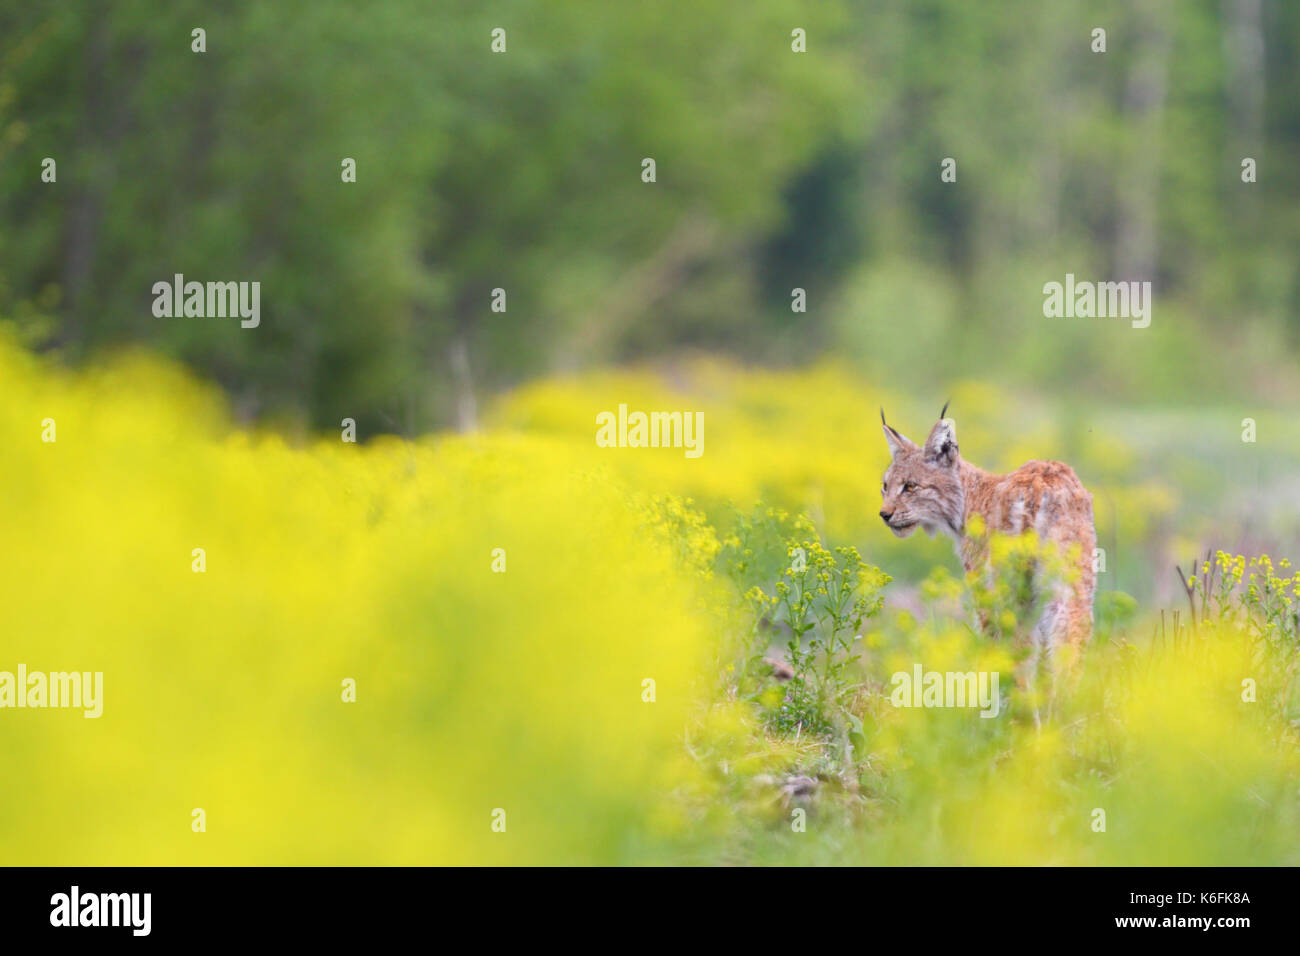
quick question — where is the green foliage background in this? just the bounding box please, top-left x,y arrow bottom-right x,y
2,0 -> 1297,432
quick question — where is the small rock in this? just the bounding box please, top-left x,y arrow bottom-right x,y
763,656 -> 795,681
781,774 -> 818,800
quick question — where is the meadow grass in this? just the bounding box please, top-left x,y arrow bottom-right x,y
3,328 -> 1297,865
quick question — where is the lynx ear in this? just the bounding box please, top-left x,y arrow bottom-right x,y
923,417 -> 958,466
880,408 -> 916,459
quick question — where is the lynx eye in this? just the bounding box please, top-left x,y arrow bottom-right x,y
903,481 -> 917,493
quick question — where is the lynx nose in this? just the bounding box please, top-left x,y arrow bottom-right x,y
879,510 -> 893,522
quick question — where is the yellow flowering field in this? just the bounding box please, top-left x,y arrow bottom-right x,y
3,328 -> 1297,865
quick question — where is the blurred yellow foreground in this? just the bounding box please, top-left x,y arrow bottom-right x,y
3,331 -> 1296,866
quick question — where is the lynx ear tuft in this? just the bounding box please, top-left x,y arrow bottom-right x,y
939,399 -> 950,420
923,417 -> 958,466
880,408 -> 916,459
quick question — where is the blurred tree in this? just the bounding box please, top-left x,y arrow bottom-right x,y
0,0 -> 856,432
1,0 -> 1297,429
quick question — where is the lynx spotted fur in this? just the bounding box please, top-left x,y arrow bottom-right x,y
879,407 -> 1096,654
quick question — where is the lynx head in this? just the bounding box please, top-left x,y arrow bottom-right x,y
879,403 -> 964,538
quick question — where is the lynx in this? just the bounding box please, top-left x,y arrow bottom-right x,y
879,405 -> 1096,658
